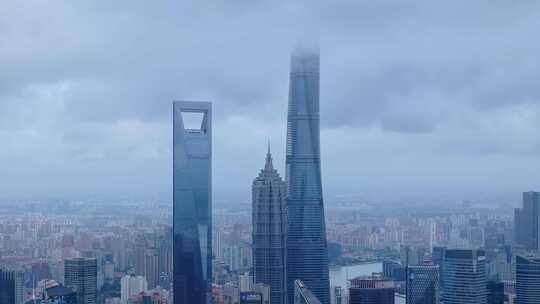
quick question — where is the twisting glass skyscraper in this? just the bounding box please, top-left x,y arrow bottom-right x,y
286,47 -> 330,304
252,146 -> 288,304
173,101 -> 212,304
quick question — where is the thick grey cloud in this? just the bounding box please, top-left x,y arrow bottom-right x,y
1,0 -> 540,202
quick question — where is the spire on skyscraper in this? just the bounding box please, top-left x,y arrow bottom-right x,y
253,144 -> 288,304
265,142 -> 273,172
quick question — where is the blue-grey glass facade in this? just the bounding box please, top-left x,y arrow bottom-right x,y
253,147 -> 287,304
64,257 -> 97,304
442,249 -> 486,304
173,101 -> 212,304
516,255 -> 540,304
286,47 -> 330,304
486,281 -> 504,304
0,268 -> 23,304
348,277 -> 395,304
515,192 -> 540,250
294,280 -> 322,304
406,265 -> 439,304
0,269 -> 16,304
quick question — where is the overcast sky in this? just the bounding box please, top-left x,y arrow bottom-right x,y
1,1 -> 540,203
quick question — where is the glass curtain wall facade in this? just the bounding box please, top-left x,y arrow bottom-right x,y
286,47 -> 330,304
406,265 -> 439,304
0,269 -> 16,304
252,147 -> 288,304
173,101 -> 212,304
294,280 -> 322,304
516,255 -> 540,304
348,277 -> 395,304
515,192 -> 540,250
442,249 -> 486,304
64,258 -> 98,304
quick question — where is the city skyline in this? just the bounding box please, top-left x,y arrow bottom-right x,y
3,1 -> 540,304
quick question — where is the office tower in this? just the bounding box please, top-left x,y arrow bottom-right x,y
431,247 -> 446,292
516,255 -> 540,304
401,246 -> 426,267
294,280 -> 322,304
64,257 -> 98,304
286,47 -> 330,304
121,275 -> 148,304
515,207 -> 525,245
44,285 -> 77,304
173,101 -> 212,304
382,261 -> 401,280
348,276 -> 395,304
442,249 -> 487,304
488,249 -> 513,281
0,268 -> 22,304
514,192 -> 540,250
486,281 -> 504,304
252,145 -> 288,304
406,265 -> 439,304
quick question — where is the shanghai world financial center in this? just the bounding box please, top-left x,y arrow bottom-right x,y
173,48 -> 329,304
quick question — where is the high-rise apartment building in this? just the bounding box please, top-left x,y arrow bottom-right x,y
294,280 -> 322,304
442,249 -> 486,304
121,275 -> 148,304
64,257 -> 98,304
516,255 -> 540,304
285,47 -> 330,304
145,248 -> 159,289
406,265 -> 439,304
348,276 -> 395,304
252,146 -> 287,304
173,101 -> 212,304
515,192 -> 540,250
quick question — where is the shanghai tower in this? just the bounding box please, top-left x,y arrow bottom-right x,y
285,47 -> 330,304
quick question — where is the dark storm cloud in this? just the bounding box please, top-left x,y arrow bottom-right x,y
1,0 -> 540,200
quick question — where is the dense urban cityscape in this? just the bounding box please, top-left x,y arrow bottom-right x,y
2,47 -> 539,304
0,186 -> 532,304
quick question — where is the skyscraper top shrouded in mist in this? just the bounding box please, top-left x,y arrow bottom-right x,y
286,46 -> 330,304
173,101 -> 212,304
252,146 -> 288,304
